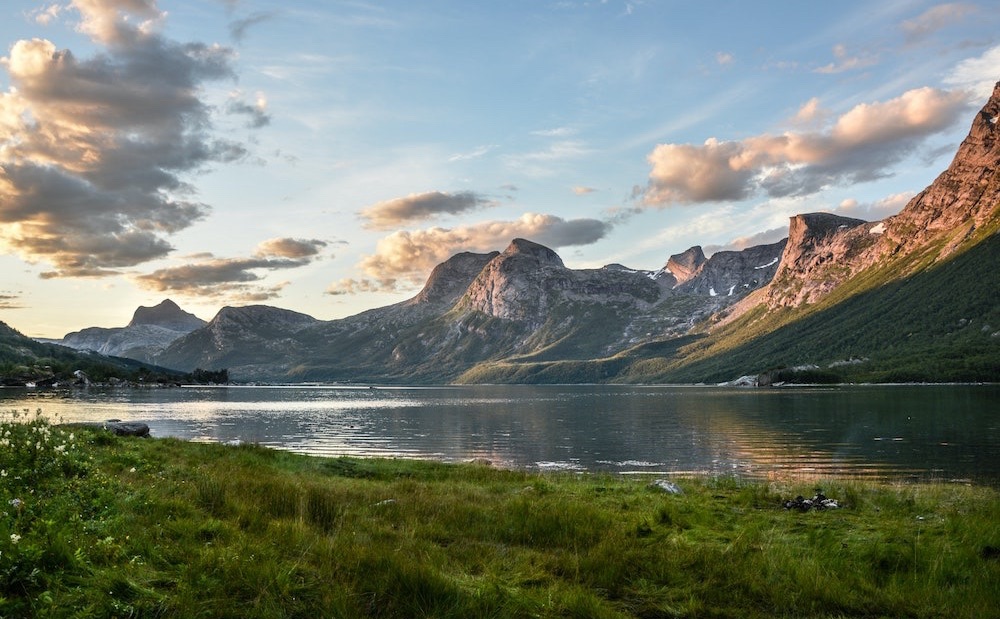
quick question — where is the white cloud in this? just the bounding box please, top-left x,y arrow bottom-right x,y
944,45 -> 1000,101
813,43 -> 877,74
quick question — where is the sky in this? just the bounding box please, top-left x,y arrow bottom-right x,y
1,0 -> 998,338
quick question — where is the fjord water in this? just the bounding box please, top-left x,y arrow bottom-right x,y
3,384 -> 998,483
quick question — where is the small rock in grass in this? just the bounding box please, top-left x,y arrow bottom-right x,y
650,479 -> 683,495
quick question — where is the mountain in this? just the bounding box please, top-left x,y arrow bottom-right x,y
56,299 -> 205,365
155,237 -> 784,382
1,320 -> 183,386
48,82 -> 1000,385
156,305 -> 319,377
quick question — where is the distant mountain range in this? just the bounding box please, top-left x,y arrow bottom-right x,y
23,82 -> 1000,385
53,299 -> 206,364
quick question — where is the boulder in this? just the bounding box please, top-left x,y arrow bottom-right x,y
65,420 -> 150,437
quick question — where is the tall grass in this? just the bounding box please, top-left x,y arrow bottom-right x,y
2,412 -> 998,617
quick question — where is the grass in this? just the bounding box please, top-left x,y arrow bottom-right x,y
2,411 -> 999,618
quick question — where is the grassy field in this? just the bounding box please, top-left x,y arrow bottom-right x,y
2,410 -> 998,618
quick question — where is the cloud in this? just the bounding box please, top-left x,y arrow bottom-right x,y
813,43 -> 877,74
0,292 -> 24,310
504,140 -> 591,176
328,213 -> 613,294
359,191 -> 497,230
643,138 -> 755,203
133,235 -> 326,299
640,87 -> 970,206
573,186 -> 598,195
226,91 -> 271,128
531,127 -> 576,138
28,4 -> 65,25
834,192 -> 914,221
792,97 -> 826,125
0,1 -> 258,278
704,226 -> 788,255
447,144 -> 496,162
944,45 -> 1000,101
254,237 -> 328,258
715,51 -> 734,66
72,0 -> 164,46
901,3 -> 976,44
229,10 -> 278,42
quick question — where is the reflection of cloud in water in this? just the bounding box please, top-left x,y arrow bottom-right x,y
2,384 -> 997,483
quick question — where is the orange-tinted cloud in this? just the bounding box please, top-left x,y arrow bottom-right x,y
133,237 -> 327,300
641,87 -> 970,206
328,213 -> 612,294
901,3 -> 976,44
359,191 -> 496,230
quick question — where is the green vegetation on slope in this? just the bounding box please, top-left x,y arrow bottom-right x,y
659,225 -> 1000,384
2,412 -> 998,618
459,224 -> 1000,384
0,322 -> 186,386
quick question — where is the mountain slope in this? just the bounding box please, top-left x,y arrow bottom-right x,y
461,83 -> 1000,384
1,321 -> 183,386
668,81 -> 1000,382
156,237 -> 782,381
55,83 -> 1000,384
57,299 -> 206,364
157,305 -> 319,376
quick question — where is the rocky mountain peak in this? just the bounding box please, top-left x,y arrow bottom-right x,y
757,84 -> 1000,311
463,240 -> 566,321
759,213 -> 868,308
502,238 -> 565,267
881,81 -> 1000,252
57,298 -> 206,364
407,251 -> 498,307
666,246 -> 707,284
785,212 -> 867,255
127,299 -> 206,331
676,240 -> 787,298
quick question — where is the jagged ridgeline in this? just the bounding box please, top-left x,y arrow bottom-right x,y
37,83 -> 1000,384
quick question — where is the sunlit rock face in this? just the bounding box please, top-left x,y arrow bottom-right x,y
665,246 -> 706,285
760,82 -> 1000,310
879,81 -> 1000,253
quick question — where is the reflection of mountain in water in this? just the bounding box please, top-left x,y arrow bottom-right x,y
1,385 -> 996,482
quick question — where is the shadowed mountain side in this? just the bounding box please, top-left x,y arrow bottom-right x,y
663,226 -> 1000,383
459,227 -> 999,384
1,320 -> 186,386
56,299 -> 206,364
49,83 -> 1000,385
155,238 -> 782,382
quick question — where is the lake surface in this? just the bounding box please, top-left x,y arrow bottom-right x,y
2,384 -> 998,484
